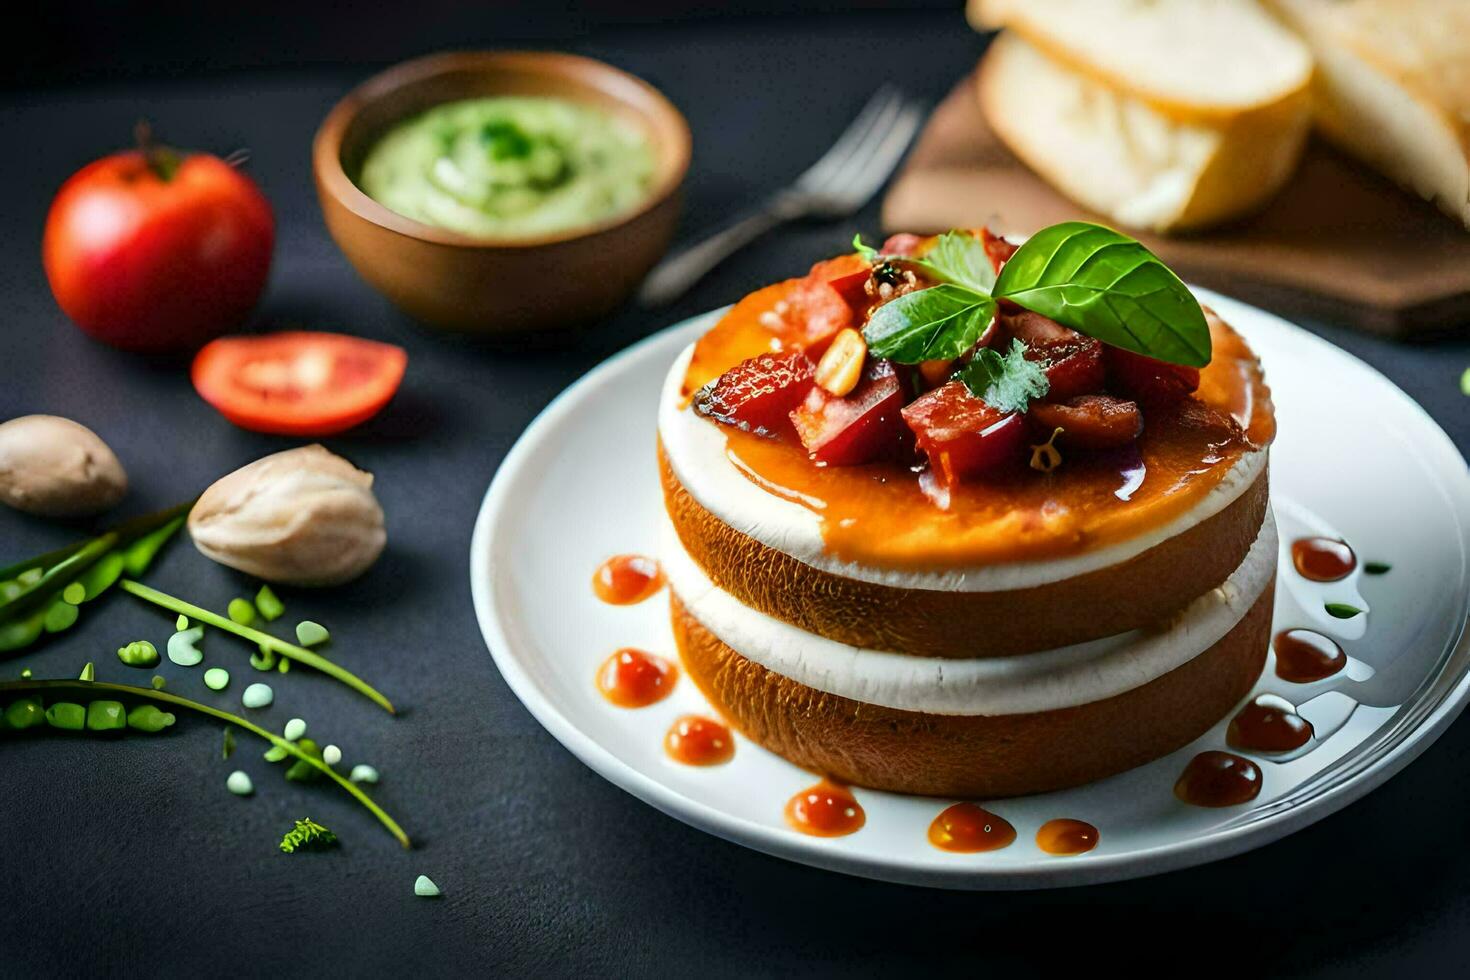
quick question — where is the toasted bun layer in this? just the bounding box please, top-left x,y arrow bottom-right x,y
661,443 -> 1268,658
671,582 -> 1273,798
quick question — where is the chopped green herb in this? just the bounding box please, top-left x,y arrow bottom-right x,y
349,764 -> 380,784
117,640 -> 160,668
285,738 -> 323,782
264,745 -> 290,762
150,675 -> 167,690
0,676 -> 408,847
954,339 -> 1051,414
1364,562 -> 1391,575
204,667 -> 231,691
167,626 -> 205,667
222,727 -> 236,760
276,656 -> 291,674
250,645 -> 276,671
227,598 -> 256,627
255,585 -> 285,622
283,717 -> 307,741
176,614 -> 189,631
295,621 -> 330,647
862,284 -> 997,364
1461,366 -> 1470,397
1325,602 -> 1364,619
119,580 -> 393,715
414,875 -> 441,898
78,662 -> 95,682
280,817 -> 337,854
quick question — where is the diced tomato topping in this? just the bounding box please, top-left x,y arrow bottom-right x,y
1023,337 -> 1105,401
981,227 -> 1018,275
790,360 -> 908,465
901,381 -> 1026,486
787,256 -> 867,351
693,350 -> 815,437
1002,309 -> 1081,346
1029,395 -> 1143,450
825,268 -> 872,315
881,233 -> 924,256
1106,348 -> 1201,404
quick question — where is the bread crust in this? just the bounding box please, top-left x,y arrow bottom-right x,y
661,443 -> 1268,658
672,582 -> 1273,798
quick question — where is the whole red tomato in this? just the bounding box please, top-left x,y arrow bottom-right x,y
43,143 -> 274,353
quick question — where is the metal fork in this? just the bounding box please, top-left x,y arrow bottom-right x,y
637,86 -> 924,307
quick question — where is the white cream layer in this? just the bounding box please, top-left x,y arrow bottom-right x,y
663,509 -> 1276,716
659,343 -> 1266,592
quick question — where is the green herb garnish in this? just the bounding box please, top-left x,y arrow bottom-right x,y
280,817 -> 338,854
1325,603 -> 1364,619
855,222 -> 1210,369
954,339 -> 1051,413
1461,366 -> 1470,397
119,579 -> 394,714
862,284 -> 997,363
0,676 -> 408,847
1364,562 -> 1391,575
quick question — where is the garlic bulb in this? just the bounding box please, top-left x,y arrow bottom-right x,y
188,445 -> 385,586
0,415 -> 127,516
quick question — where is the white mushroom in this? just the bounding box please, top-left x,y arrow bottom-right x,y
188,445 -> 386,586
0,415 -> 127,517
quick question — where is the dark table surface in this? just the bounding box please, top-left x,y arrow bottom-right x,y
3,11 -> 1469,978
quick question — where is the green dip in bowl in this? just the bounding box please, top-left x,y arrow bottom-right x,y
358,95 -> 655,239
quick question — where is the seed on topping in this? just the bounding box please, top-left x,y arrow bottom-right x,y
814,329 -> 867,397
1030,427 -> 1065,472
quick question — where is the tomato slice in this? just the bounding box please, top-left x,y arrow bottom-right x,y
192,332 -> 407,436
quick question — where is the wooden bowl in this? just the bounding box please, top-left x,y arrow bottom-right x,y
313,51 -> 690,337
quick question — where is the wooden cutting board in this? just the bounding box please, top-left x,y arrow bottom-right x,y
882,71 -> 1470,337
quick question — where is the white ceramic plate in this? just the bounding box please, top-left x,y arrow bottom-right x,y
470,289 -> 1470,889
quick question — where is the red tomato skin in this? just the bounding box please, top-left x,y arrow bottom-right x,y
191,332 -> 407,437
43,151 -> 274,353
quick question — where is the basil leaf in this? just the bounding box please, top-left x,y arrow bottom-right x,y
862,285 -> 996,364
993,221 -> 1211,367
955,339 -> 1049,414
919,230 -> 995,294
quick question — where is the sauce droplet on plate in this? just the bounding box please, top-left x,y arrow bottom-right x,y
592,554 -> 665,605
1290,537 -> 1356,582
785,780 -> 865,837
664,714 -> 734,766
595,648 -> 676,708
1174,750 -> 1263,807
927,803 -> 1016,853
1273,629 -> 1347,683
1036,818 -> 1100,856
1227,695 -> 1313,753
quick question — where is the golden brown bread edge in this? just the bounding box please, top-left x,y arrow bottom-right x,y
661,442 -> 1268,658
671,582 -> 1273,799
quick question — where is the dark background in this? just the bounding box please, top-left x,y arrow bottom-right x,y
4,3 -> 1469,977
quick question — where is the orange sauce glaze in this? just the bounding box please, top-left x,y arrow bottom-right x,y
927,802 -> 1016,853
1035,818 -> 1100,856
785,779 -> 865,837
1290,537 -> 1356,582
678,256 -> 1275,570
1174,751 -> 1263,807
1273,629 -> 1347,683
664,714 -> 735,766
596,648 -> 677,708
592,555 -> 665,605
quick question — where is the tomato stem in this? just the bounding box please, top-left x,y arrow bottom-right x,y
134,119 -> 181,182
